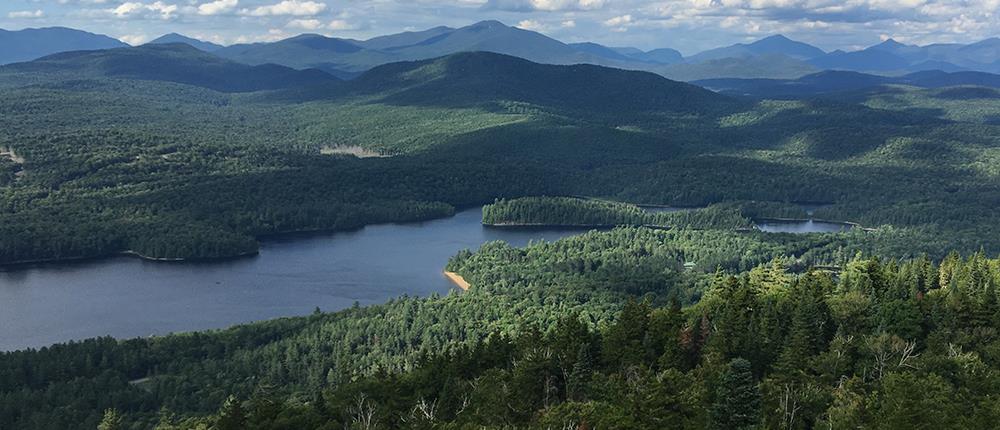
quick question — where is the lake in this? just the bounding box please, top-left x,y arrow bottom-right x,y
756,219 -> 854,233
0,207 -> 586,351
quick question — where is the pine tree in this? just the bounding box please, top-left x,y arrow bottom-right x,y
567,345 -> 595,402
710,358 -> 760,430
603,298 -> 651,369
98,409 -> 124,430
216,395 -> 247,430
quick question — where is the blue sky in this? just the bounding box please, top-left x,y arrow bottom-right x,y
1,0 -> 997,54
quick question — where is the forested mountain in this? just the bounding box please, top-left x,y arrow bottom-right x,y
1,43 -> 999,264
212,24 -> 829,81
696,69 -> 1000,98
4,16 -> 1000,430
213,33 -> 395,78
661,53 -> 819,81
809,38 -> 1000,74
148,33 -> 224,52
0,27 -> 126,65
214,20 -> 619,77
3,23 -> 998,83
0,44 -> 339,92
349,51 -> 739,114
686,34 -> 825,62
354,26 -> 455,50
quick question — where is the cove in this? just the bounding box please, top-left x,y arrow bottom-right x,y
0,207 -> 585,352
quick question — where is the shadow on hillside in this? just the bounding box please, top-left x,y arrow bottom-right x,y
933,87 -> 1000,100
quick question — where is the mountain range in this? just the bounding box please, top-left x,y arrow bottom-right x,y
696,69 -> 1000,99
0,42 -> 732,115
1,44 -> 337,93
148,33 -> 224,52
0,27 -> 126,65
1,22 -> 999,82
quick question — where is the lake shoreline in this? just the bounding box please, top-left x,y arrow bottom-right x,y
0,209 -> 460,269
0,249 -> 261,270
444,271 -> 471,291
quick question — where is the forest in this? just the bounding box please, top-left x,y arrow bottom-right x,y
3,226 -> 1000,429
3,45 -> 1000,429
1,49 -> 1000,264
481,196 -> 753,230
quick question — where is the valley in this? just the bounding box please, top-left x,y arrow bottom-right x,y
1,18 -> 1000,430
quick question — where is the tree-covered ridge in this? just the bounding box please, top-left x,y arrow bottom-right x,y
232,252 -> 1000,430
1,47 -> 1000,266
5,229 -> 1000,428
481,196 -> 752,230
0,225 -> 849,428
1,43 -> 340,93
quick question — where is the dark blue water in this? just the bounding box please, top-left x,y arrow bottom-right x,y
0,207 -> 585,351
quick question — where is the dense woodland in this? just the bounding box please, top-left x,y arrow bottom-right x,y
4,45 -> 1000,428
0,48 -> 1000,263
481,196 -> 753,230
4,227 -> 1000,428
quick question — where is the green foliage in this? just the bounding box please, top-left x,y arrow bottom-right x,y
5,228 -> 1000,428
710,358 -> 761,430
482,196 -> 752,229
97,409 -> 124,430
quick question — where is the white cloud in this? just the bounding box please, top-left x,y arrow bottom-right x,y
287,18 -> 322,30
112,1 -> 179,19
119,33 -> 149,45
241,0 -> 327,16
198,0 -> 238,16
328,19 -> 363,31
7,10 -> 45,19
516,19 -> 547,31
484,0 -> 606,12
603,14 -> 634,32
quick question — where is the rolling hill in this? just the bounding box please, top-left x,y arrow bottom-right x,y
661,53 -> 819,81
0,27 -> 127,65
2,43 -> 339,92
148,33 -> 224,52
215,20 -> 619,78
349,51 -> 740,114
808,38 -> 1000,74
695,69 -> 1000,99
686,34 -> 825,63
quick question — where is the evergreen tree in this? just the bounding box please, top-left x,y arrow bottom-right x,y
603,299 -> 651,369
216,395 -> 247,430
710,358 -> 760,430
98,409 -> 124,430
567,345 -> 595,401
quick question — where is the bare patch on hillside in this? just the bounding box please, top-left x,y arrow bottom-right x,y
0,147 -> 24,165
320,145 -> 391,158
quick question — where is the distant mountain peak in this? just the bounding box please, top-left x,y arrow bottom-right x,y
875,38 -> 907,49
148,33 -> 223,52
10,43 -> 338,92
470,20 -> 508,28
0,26 -> 128,65
759,34 -> 793,42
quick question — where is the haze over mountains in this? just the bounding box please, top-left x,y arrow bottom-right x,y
0,27 -> 126,65
1,21 -> 998,82
2,44 -> 337,93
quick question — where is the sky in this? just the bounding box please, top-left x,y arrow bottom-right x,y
0,0 -> 997,54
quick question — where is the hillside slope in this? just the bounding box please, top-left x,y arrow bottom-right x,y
0,27 -> 126,65
350,51 -> 739,114
3,44 -> 339,92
